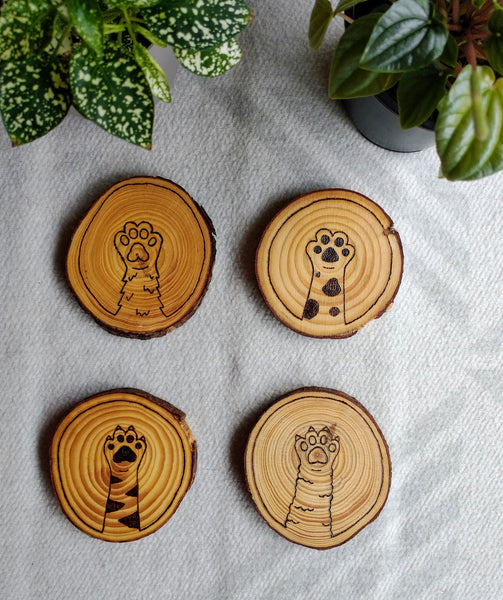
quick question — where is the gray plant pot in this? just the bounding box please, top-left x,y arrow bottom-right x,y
342,92 -> 436,153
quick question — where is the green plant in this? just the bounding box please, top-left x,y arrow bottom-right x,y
310,0 -> 503,180
0,0 -> 253,148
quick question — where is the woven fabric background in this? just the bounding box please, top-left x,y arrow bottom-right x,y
1,2 -> 501,598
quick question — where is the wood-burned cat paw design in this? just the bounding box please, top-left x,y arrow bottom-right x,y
245,388 -> 391,549
114,221 -> 163,318
103,425 -> 147,533
285,427 -> 340,537
50,389 -> 196,542
256,189 -> 403,338
66,176 -> 215,338
303,229 -> 355,322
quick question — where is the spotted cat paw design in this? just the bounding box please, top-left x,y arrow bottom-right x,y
303,229 -> 355,321
103,425 -> 147,532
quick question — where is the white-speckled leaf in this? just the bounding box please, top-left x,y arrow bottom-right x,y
174,38 -> 242,77
134,44 -> 171,103
0,54 -> 70,145
0,0 -> 54,62
106,0 -> 162,7
142,0 -> 252,51
70,44 -> 154,148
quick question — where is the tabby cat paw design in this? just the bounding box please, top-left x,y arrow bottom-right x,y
103,425 -> 147,532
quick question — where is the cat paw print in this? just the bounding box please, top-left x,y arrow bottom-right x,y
114,221 -> 162,270
294,426 -> 340,471
306,229 -> 355,275
104,425 -> 147,469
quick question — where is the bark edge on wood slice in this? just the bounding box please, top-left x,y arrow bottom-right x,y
50,388 -> 196,542
255,189 -> 403,338
244,387 -> 391,549
66,176 -> 216,338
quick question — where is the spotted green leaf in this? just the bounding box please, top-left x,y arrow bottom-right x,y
0,0 -> 54,62
67,0 -> 104,58
106,0 -> 162,7
360,0 -> 449,72
174,38 -> 242,77
70,44 -> 154,148
134,44 -> 171,102
0,54 -> 70,145
329,12 -> 400,99
142,0 -> 253,51
436,65 -> 503,180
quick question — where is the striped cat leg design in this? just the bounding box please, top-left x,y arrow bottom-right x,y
103,425 -> 147,533
285,426 -> 340,538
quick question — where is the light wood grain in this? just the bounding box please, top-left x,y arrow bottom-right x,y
256,189 -> 403,338
66,176 -> 215,338
50,389 -> 196,542
245,388 -> 391,549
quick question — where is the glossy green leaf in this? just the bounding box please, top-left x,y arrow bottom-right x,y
309,0 -> 334,50
0,0 -> 54,62
70,44 -> 154,148
134,44 -> 171,103
0,54 -> 70,145
436,65 -> 503,180
174,38 -> 242,77
67,0 -> 104,58
361,0 -> 449,72
397,64 -> 448,129
329,13 -> 400,99
142,0 -> 253,51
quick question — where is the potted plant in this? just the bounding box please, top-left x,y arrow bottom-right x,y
309,0 -> 503,180
0,0 -> 253,148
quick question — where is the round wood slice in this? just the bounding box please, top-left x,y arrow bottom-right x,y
66,176 -> 216,338
245,388 -> 391,549
50,389 -> 196,542
256,189 -> 403,338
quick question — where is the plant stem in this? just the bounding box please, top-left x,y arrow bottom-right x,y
336,12 -> 353,25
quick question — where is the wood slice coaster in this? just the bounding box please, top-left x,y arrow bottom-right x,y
245,388 -> 391,549
66,176 -> 215,338
50,389 -> 196,542
256,189 -> 403,338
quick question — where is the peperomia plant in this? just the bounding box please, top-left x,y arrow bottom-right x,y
0,0 -> 253,148
310,0 -> 503,180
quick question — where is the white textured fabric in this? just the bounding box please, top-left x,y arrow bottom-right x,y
1,3 -> 502,598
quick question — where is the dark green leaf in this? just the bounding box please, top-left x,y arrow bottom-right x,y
0,54 -> 70,145
329,12 -> 400,99
439,34 -> 458,68
0,0 -> 54,62
134,44 -> 171,102
70,44 -> 154,148
142,0 -> 253,51
397,64 -> 448,129
334,0 -> 369,12
436,65 -> 503,180
309,0 -> 334,50
485,5 -> 503,75
174,38 -> 242,77
360,0 -> 449,72
67,0 -> 104,58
